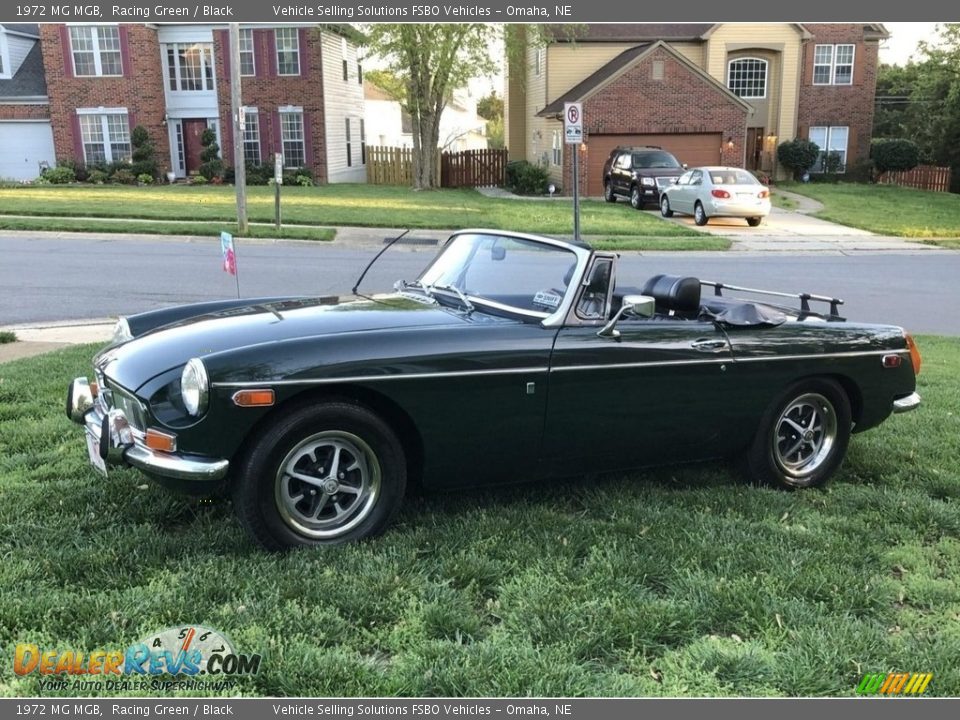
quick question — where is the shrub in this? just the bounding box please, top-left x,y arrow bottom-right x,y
88,169 -> 109,184
281,167 -> 314,186
198,128 -> 224,181
130,125 -> 159,180
190,174 -> 209,185
137,173 -> 154,185
506,160 -> 549,195
776,139 -> 821,180
110,168 -> 136,185
56,158 -> 89,182
41,166 -> 76,184
822,151 -> 844,175
871,138 -> 920,178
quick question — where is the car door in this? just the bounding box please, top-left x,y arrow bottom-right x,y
611,152 -> 631,195
542,311 -> 736,477
667,171 -> 692,213
679,169 -> 703,213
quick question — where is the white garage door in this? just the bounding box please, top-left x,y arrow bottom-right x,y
0,121 -> 56,181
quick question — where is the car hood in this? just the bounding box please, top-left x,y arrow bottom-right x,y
97,294 -> 466,392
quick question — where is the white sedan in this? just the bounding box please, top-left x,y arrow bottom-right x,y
660,167 -> 771,227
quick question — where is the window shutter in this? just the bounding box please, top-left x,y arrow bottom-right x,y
273,111 -> 282,156
298,28 -> 308,76
223,112 -> 234,164
128,112 -> 137,132
60,26 -> 74,77
302,112 -> 313,171
119,27 -> 131,77
260,115 -> 271,166
253,29 -> 268,77
267,31 -> 277,77
71,114 -> 84,161
220,30 -> 231,82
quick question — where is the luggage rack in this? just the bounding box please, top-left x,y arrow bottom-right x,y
702,281 -> 845,320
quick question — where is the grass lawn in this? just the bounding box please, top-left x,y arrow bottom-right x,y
0,184 -> 700,239
770,191 -> 799,211
1,338 -> 958,697
0,217 -> 335,242
780,182 -> 960,239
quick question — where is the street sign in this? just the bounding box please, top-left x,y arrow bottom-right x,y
564,102 -> 583,145
274,153 -> 284,185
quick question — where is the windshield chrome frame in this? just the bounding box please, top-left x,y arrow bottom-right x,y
415,229 -> 593,327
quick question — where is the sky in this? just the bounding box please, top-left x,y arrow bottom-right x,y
880,22 -> 942,65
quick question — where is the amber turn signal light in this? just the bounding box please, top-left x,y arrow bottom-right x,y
89,381 -> 99,398
232,389 -> 276,407
144,428 -> 177,453
905,334 -> 922,376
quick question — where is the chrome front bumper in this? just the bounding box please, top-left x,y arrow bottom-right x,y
66,377 -> 229,482
893,392 -> 921,414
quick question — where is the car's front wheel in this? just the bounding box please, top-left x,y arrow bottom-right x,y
232,400 -> 406,549
743,378 -> 852,490
694,202 -> 709,226
630,185 -> 643,210
660,195 -> 673,217
747,217 -> 763,227
604,181 -> 616,203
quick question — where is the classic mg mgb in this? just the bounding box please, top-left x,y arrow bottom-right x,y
66,230 -> 922,549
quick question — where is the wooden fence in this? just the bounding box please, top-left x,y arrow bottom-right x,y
878,164 -> 953,192
366,146 -> 507,188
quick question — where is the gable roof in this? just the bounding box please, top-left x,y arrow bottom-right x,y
545,24 -> 714,43
538,41 -> 751,118
1,23 -> 40,38
0,42 -> 48,99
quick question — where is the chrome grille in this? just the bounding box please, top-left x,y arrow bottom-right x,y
655,177 -> 675,190
102,381 -> 147,434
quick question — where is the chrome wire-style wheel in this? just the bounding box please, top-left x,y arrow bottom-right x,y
275,430 -> 381,539
772,393 -> 838,483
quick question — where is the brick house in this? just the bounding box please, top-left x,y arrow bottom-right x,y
505,23 -> 889,194
14,23 -> 365,182
0,24 -> 56,180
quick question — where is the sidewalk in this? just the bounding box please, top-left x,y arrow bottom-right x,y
0,319 -> 114,364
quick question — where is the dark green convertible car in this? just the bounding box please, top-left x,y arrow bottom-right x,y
66,230 -> 922,549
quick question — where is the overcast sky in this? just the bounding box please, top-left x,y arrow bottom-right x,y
880,22 -> 942,65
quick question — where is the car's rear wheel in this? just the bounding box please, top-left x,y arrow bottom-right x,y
630,185 -> 643,210
694,202 -> 709,226
747,217 -> 762,227
604,181 -> 616,203
232,401 -> 406,549
743,378 -> 851,490
660,195 -> 673,217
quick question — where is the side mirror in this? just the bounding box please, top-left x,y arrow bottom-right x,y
598,295 -> 655,338
682,163 -> 689,169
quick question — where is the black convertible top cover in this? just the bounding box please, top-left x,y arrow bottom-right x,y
702,301 -> 788,328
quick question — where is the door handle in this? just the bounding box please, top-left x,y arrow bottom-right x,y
691,338 -> 727,352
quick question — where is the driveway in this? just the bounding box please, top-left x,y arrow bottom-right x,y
654,205 -> 872,237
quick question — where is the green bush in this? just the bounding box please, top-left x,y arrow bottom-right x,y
776,139 -> 821,179
198,128 -> 224,181
130,125 -> 159,180
55,158 -> 89,182
41,166 -> 76,184
137,173 -> 154,185
88,169 -> 109,184
110,168 -> 136,185
871,138 -> 920,177
190,174 -> 209,185
281,167 -> 314,186
506,160 -> 549,195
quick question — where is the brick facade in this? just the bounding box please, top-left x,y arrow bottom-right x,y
797,24 -> 880,168
39,25 -> 170,171
0,103 -> 49,120
565,46 -> 748,192
212,28 -> 327,182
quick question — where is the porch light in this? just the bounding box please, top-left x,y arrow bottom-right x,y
726,137 -> 735,149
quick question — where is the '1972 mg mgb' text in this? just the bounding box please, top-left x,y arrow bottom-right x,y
66,230 -> 922,549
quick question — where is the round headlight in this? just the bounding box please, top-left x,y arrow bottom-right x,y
112,317 -> 132,345
180,358 -> 209,417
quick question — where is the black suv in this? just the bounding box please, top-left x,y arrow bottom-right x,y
601,146 -> 686,210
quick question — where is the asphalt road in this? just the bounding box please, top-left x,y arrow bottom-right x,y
2,233 -> 959,334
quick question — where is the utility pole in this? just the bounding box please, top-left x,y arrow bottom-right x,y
229,22 -> 248,234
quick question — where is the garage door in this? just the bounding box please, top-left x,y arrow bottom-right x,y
585,133 -> 722,196
0,121 -> 56,181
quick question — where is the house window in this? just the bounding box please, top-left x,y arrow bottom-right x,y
813,44 -> 855,85
280,110 -> 305,168
242,108 -> 260,165
360,118 -> 366,164
275,28 -> 300,76
809,126 -> 849,171
345,117 -> 352,167
0,31 -> 9,79
342,59 -> 348,81
727,57 -> 768,99
78,111 -> 130,164
357,61 -> 363,84
551,130 -> 561,166
174,122 -> 185,172
69,26 -> 122,77
534,47 -> 543,76
166,43 -> 214,91
239,29 -> 255,76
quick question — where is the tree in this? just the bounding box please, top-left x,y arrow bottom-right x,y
130,125 -> 158,180
777,139 -> 821,179
871,138 -> 920,177
198,128 -> 224,181
477,92 -> 504,121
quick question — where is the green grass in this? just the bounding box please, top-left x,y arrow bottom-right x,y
0,331 -> 16,344
0,184 -> 700,238
1,338 -> 958,697
0,217 -> 335,242
592,237 -> 731,252
780,182 -> 960,238
770,192 -> 799,211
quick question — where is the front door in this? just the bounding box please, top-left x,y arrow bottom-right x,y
182,119 -> 208,175
746,128 -> 764,171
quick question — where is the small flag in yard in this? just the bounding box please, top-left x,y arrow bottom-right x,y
220,231 -> 237,276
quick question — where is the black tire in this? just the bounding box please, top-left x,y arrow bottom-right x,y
694,202 -> 709,226
747,217 -> 762,227
604,180 -> 616,203
630,185 -> 643,210
660,195 -> 673,218
232,401 -> 406,550
743,378 -> 852,490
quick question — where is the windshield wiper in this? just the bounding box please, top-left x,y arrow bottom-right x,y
429,283 -> 475,314
394,279 -> 436,301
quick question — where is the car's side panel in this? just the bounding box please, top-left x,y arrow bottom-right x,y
542,320 -> 736,474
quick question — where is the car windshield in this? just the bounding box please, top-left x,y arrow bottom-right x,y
632,151 -> 681,169
411,233 -> 580,318
710,170 -> 760,185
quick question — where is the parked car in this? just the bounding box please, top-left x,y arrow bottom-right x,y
602,146 -> 686,209
66,230 -> 921,549
660,166 -> 771,226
